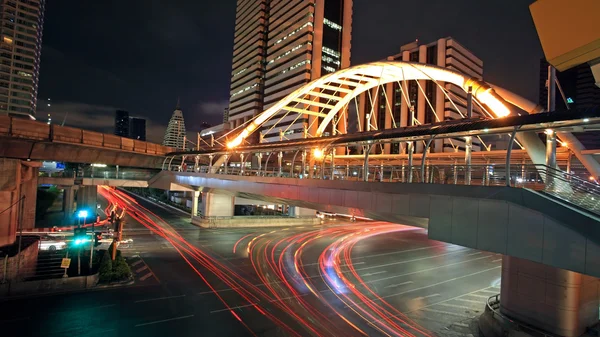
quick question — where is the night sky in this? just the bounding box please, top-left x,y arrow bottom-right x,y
36,0 -> 542,143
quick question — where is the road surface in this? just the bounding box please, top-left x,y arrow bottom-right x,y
0,187 -> 501,336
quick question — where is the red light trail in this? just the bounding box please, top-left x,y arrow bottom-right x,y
98,186 -> 433,336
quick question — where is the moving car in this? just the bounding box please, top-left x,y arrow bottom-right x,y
39,237 -> 67,251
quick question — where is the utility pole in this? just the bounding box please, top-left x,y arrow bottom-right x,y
15,196 -> 25,278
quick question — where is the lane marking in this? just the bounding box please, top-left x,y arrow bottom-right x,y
131,260 -> 143,267
353,248 -> 469,271
421,308 -> 471,318
437,302 -> 476,311
269,293 -> 309,302
135,265 -> 148,273
139,273 -> 154,281
368,255 -> 493,283
376,266 -> 500,301
362,271 -> 387,277
491,258 -> 502,263
135,314 -> 194,327
413,293 -> 440,301
210,303 -> 257,314
466,252 -> 482,256
385,281 -> 413,289
135,294 -> 186,303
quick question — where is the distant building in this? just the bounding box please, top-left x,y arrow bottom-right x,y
0,0 -> 47,118
539,58 -> 600,148
163,102 -> 186,150
114,110 -> 129,137
223,107 -> 229,123
129,117 -> 146,141
356,37 -> 484,154
226,0 -> 353,143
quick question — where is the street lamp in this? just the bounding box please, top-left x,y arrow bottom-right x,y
313,148 -> 324,160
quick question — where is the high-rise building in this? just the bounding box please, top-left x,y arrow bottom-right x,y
226,0 -> 353,142
355,37 -> 484,154
163,102 -> 186,150
539,58 -> 600,110
114,110 -> 129,137
129,117 -> 146,141
0,0 -> 46,118
539,58 -> 600,148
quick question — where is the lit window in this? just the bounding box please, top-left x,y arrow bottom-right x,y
323,18 -> 342,31
322,46 -> 340,58
323,66 -> 336,73
3,37 -> 12,44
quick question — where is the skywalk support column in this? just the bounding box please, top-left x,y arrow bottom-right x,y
191,190 -> 200,218
407,142 -> 414,183
464,136 -> 472,185
362,145 -> 370,182
77,186 -> 97,212
498,256 -> 599,337
63,186 -> 76,220
201,193 -> 234,217
545,129 -> 557,189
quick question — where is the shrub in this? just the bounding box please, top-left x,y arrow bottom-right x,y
112,255 -> 131,281
98,252 -> 113,282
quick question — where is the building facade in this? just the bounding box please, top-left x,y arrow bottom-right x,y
129,117 -> 146,141
163,103 -> 186,150
226,0 -> 353,142
356,37 -> 484,154
114,110 -> 129,137
539,59 -> 600,149
0,0 -> 46,118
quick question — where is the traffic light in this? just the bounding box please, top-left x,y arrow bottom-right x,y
94,232 -> 102,247
73,227 -> 89,246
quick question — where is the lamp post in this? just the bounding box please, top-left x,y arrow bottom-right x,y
76,210 -> 88,276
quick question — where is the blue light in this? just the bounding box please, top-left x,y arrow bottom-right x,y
567,97 -> 574,104
77,210 -> 88,218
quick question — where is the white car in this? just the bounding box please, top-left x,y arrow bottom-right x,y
39,238 -> 67,251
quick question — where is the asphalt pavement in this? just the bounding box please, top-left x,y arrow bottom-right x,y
0,190 -> 501,337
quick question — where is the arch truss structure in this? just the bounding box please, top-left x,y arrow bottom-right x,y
225,61 -> 512,149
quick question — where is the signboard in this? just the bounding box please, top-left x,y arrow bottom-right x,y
61,258 -> 71,269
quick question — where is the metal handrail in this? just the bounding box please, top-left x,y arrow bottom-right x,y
486,294 -> 556,337
179,162 -> 600,216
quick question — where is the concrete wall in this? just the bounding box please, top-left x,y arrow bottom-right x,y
192,216 -> 320,228
3,238 -> 39,281
0,273 -> 99,296
152,171 -> 600,278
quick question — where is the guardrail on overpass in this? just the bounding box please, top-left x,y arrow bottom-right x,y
0,116 -> 173,168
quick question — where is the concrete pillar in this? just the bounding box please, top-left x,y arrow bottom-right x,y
289,206 -> 316,217
191,190 -> 200,218
63,186 -> 75,220
546,129 -> 557,189
201,193 -> 234,217
0,159 -> 40,246
77,186 -> 97,211
500,256 -> 599,337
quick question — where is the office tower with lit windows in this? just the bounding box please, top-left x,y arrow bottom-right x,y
163,102 -> 186,150
356,37 -> 483,154
0,0 -> 46,118
226,0 -> 353,142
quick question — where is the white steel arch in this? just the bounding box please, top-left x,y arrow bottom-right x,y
227,61 -> 510,148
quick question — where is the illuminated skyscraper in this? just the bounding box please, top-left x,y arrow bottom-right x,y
0,0 -> 46,118
163,102 -> 186,150
226,0 -> 353,142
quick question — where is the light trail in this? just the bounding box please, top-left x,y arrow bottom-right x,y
98,186 -> 434,336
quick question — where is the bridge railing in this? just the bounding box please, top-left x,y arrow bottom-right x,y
0,115 -> 173,155
172,162 -> 600,216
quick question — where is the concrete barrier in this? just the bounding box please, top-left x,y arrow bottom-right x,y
192,216 -> 320,228
0,273 -> 99,297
